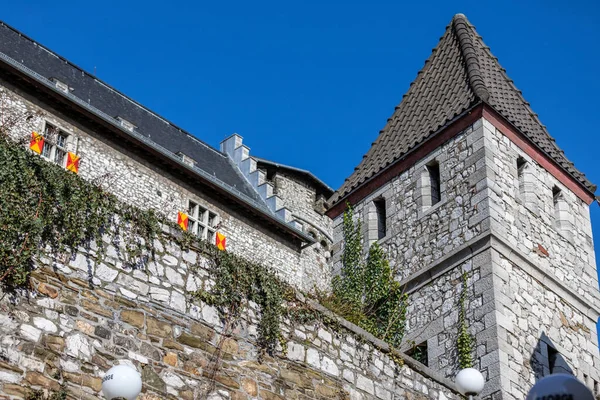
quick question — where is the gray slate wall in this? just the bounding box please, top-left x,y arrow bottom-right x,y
331,117 -> 600,399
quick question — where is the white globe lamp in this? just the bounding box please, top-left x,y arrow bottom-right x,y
101,364 -> 142,400
525,374 -> 594,400
455,368 -> 485,399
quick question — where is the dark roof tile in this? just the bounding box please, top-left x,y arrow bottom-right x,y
330,14 -> 595,205
0,21 -> 263,204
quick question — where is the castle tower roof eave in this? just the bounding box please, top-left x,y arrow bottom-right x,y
328,13 -> 596,212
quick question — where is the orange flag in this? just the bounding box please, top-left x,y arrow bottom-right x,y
29,131 -> 44,154
177,212 -> 189,231
216,232 -> 226,251
66,152 -> 80,173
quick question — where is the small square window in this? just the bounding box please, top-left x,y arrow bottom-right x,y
188,201 -> 198,217
187,200 -> 219,242
56,133 -> 67,148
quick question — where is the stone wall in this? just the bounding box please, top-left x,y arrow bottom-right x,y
330,120 -> 490,282
490,249 -> 600,399
329,116 -> 600,399
271,171 -> 332,240
329,120 -> 503,397
481,118 -> 599,305
404,255 -> 489,381
0,226 -> 458,400
0,81 -> 328,293
481,118 -> 600,399
270,170 -> 333,289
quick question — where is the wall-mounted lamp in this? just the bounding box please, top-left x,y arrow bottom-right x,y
101,364 -> 142,400
455,368 -> 485,399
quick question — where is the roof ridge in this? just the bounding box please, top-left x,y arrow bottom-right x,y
0,20 -> 227,161
468,24 -> 594,190
451,14 -> 490,102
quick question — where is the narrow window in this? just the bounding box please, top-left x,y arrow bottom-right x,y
552,186 -> 562,227
374,198 -> 386,239
517,156 -> 526,196
552,186 -> 561,205
427,162 -> 441,205
548,345 -> 559,374
407,341 -> 428,366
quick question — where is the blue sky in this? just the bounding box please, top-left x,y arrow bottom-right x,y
4,3 -> 599,276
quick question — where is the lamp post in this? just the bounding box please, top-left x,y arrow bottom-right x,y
101,364 -> 142,400
455,368 -> 485,400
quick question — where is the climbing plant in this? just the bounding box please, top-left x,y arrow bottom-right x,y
0,109 -> 407,357
0,129 -> 161,290
327,204 -> 408,348
191,246 -> 286,354
457,270 -> 475,369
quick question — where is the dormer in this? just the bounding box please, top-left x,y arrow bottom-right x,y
176,152 -> 197,167
116,116 -> 136,132
49,77 -> 70,94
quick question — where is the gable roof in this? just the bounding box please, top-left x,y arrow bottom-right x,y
330,13 -> 596,206
0,20 -> 316,244
0,21 -> 262,204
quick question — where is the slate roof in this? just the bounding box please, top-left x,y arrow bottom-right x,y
330,14 -> 596,205
0,21 -> 263,204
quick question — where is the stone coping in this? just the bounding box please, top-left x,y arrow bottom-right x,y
395,229 -> 600,321
301,296 -> 460,394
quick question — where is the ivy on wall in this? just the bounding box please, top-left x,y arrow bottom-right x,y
326,204 -> 408,348
192,246 -> 286,354
457,270 -> 475,369
0,131 -> 161,290
0,117 -> 409,357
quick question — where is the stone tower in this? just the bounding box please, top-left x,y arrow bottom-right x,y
327,14 -> 599,399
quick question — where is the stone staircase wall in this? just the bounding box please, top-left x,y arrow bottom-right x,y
220,134 -> 302,231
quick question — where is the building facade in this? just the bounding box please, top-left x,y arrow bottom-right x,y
327,14 -> 600,399
0,13 -> 598,400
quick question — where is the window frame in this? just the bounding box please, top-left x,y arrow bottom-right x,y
373,198 -> 387,240
41,121 -> 69,168
187,200 -> 219,242
426,161 -> 441,206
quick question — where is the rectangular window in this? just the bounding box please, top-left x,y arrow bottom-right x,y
40,122 -> 69,168
188,200 -> 219,242
374,198 -> 386,240
427,162 -> 441,205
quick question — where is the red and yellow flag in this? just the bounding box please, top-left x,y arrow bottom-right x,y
177,212 -> 189,231
29,131 -> 44,154
216,232 -> 226,251
66,152 -> 80,173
